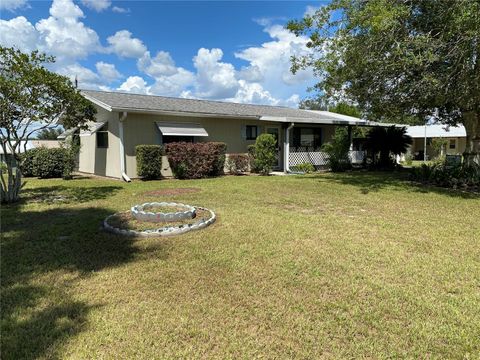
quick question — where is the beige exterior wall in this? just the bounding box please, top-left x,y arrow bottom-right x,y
77,107 -> 343,179
78,106 -> 120,178
410,137 -> 466,159
122,113 -> 285,178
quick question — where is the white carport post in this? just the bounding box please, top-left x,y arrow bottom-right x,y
284,122 -> 294,173
119,111 -> 131,182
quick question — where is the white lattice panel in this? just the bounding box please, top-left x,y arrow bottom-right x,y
349,151 -> 365,164
289,151 -> 329,167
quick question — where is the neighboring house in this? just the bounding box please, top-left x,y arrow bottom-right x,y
406,124 -> 466,160
73,90 -> 379,180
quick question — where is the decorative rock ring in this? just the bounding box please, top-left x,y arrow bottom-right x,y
131,202 -> 195,222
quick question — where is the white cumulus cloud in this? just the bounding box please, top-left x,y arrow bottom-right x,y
118,76 -> 149,94
0,16 -> 38,52
0,0 -> 28,11
95,62 -> 122,82
81,0 -> 111,12
107,30 -> 147,58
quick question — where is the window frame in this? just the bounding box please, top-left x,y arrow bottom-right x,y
449,139 -> 456,149
245,125 -> 258,141
96,124 -> 109,148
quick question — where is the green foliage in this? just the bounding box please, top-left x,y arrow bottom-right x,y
322,127 -> 352,172
36,128 -> 63,140
431,138 -> 448,159
136,145 -> 164,180
403,153 -> 413,166
226,154 -> 249,175
328,102 -> 361,118
365,126 -> 412,168
165,142 -> 227,179
33,148 -> 72,179
253,134 -> 277,175
287,0 -> 480,159
20,148 -> 42,177
410,161 -> 480,189
0,47 -> 96,202
247,145 -> 260,173
291,162 -> 316,173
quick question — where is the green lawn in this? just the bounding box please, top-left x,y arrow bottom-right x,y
2,172 -> 479,359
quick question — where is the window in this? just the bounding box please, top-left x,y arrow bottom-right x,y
292,127 -> 322,149
246,125 -> 258,140
449,139 -> 456,149
96,123 -> 108,148
162,135 -> 194,144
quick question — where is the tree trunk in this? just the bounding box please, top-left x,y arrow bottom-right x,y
1,155 -> 22,204
462,111 -> 480,166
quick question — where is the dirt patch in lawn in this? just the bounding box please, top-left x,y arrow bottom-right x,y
142,188 -> 201,197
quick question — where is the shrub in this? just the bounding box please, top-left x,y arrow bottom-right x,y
403,153 -> 413,166
226,154 -> 249,175
136,145 -> 164,180
165,142 -> 227,179
20,148 -> 42,177
247,145 -> 260,173
291,162 -> 315,173
253,134 -> 277,175
33,148 -> 71,179
410,159 -> 480,189
322,127 -> 352,172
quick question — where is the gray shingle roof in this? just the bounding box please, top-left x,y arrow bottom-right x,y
81,90 -> 367,125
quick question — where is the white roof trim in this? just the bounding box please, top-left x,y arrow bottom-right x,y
406,124 -> 466,138
155,122 -> 209,137
81,93 -> 113,112
79,122 -> 107,136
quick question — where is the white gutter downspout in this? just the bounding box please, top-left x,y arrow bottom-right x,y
284,122 -> 294,173
119,111 -> 131,182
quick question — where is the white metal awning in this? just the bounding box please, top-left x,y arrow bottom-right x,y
79,122 -> 107,136
155,122 -> 208,137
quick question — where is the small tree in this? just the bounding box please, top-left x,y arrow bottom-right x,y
253,134 -> 277,175
431,138 -> 448,159
322,127 -> 352,172
36,128 -> 63,140
0,47 -> 95,203
365,126 -> 412,168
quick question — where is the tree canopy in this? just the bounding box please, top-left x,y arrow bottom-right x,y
287,0 -> 480,163
36,127 -> 63,140
0,46 -> 96,202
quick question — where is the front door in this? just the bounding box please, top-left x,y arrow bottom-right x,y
266,126 -> 281,170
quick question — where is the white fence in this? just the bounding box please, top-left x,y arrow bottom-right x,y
289,149 -> 365,168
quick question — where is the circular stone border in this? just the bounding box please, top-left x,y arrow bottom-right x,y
104,206 -> 216,237
131,202 -> 195,222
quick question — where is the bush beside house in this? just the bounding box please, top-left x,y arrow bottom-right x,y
226,154 -> 249,175
252,134 -> 277,175
20,147 -> 76,179
165,142 -> 227,179
136,145 -> 163,180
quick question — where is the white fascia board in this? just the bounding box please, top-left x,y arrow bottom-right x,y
110,107 -> 259,120
81,93 -> 113,112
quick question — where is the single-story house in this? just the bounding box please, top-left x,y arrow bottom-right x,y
71,90 -> 380,180
405,124 -> 466,160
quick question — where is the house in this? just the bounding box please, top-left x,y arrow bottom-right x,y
0,140 -> 60,165
72,90 -> 379,180
405,124 -> 466,160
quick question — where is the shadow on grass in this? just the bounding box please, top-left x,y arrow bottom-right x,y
1,184 -> 168,359
19,184 -> 123,204
308,170 -> 480,199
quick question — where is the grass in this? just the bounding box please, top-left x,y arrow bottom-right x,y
1,172 -> 479,359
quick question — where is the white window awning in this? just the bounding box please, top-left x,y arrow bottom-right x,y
156,122 -> 208,137
79,122 -> 107,136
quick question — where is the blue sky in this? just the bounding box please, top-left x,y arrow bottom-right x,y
0,0 -> 328,107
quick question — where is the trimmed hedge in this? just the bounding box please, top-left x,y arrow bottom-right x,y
136,145 -> 164,180
226,153 -> 249,175
165,142 -> 227,179
253,134 -> 277,175
33,147 -> 74,179
21,148 -> 42,177
247,145 -> 260,173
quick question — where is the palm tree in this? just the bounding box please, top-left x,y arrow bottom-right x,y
365,126 -> 412,168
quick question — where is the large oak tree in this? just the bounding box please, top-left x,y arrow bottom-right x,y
288,0 -> 480,164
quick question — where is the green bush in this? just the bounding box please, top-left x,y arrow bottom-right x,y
33,148 -> 71,179
291,162 -> 315,173
20,148 -> 42,177
226,154 -> 249,175
247,145 -> 260,173
410,159 -> 480,189
322,128 -> 352,172
136,145 -> 164,180
403,153 -> 413,166
165,142 -> 227,179
253,134 -> 277,175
